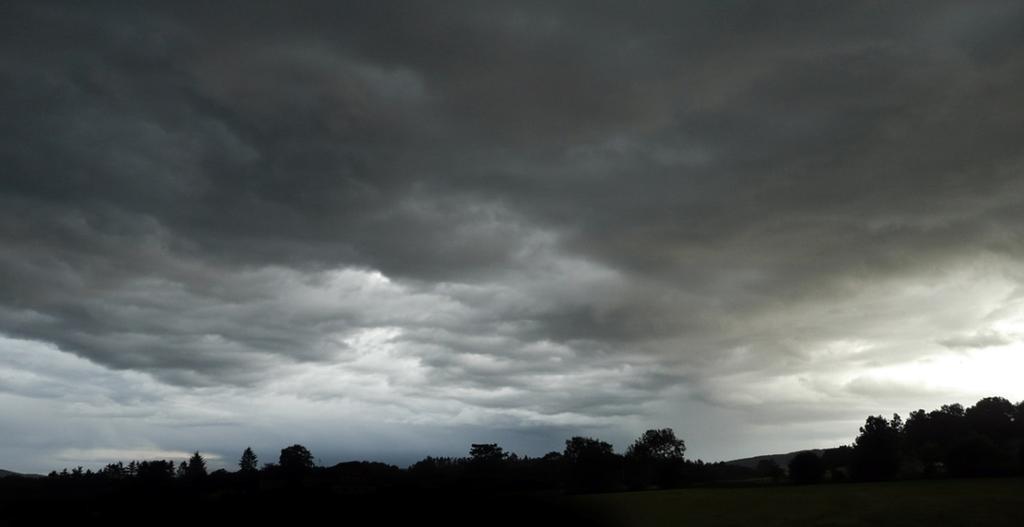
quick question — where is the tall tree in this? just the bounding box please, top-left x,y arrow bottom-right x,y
239,447 -> 258,473
852,414 -> 902,480
186,451 -> 208,479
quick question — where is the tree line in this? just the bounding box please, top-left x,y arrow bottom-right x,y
783,395 -> 1024,484
8,395 -> 1024,503
37,428 -> 748,494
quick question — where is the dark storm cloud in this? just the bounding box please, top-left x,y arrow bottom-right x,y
3,0 -> 1024,439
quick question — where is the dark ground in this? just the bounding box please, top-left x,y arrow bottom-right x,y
577,477 -> 1024,527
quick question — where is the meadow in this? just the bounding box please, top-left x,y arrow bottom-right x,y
575,477 -> 1024,527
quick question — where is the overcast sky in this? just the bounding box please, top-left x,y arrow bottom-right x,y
3,1 -> 1024,473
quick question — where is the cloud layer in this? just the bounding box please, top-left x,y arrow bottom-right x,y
3,1 -> 1024,471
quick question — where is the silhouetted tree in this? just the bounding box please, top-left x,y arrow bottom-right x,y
279,444 -> 314,473
564,436 -> 614,464
564,436 -> 620,492
966,397 -> 1015,441
136,460 -> 175,482
788,451 -> 825,484
626,428 -> 686,460
897,397 -> 1023,477
176,460 -> 188,479
852,414 -> 902,480
465,443 -> 510,489
625,428 -> 686,489
1017,401 -> 1024,473
101,462 -> 126,479
409,455 -> 461,488
239,447 -> 258,473
904,404 -> 970,475
904,409 -> 938,472
186,451 -> 208,479
469,443 -> 507,464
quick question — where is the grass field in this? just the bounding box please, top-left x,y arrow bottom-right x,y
574,478 -> 1024,526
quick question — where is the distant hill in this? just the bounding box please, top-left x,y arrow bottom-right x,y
0,469 -> 42,479
724,449 -> 828,470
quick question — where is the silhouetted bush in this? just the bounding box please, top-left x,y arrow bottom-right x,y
788,452 -> 824,484
820,446 -> 852,481
756,459 -> 784,481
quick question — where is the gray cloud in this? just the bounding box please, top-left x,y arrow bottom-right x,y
3,1 -> 1024,470
939,330 -> 1015,350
